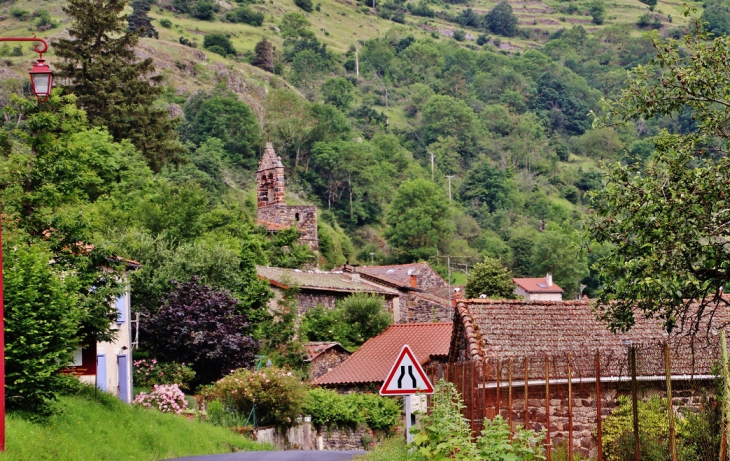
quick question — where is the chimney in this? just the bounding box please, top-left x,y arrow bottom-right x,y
409,274 -> 417,288
351,272 -> 360,283
546,273 -> 553,287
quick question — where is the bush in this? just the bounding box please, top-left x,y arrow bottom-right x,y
133,384 -> 188,414
411,379 -> 545,459
303,388 -> 401,431
300,293 -> 392,349
192,0 -> 216,19
485,1 -> 518,37
465,257 -> 519,299
201,367 -> 307,427
601,396 -> 670,461
295,0 -> 313,12
34,9 -> 57,30
160,18 -> 172,27
408,1 -> 435,17
637,12 -> 662,29
9,7 -> 30,21
133,359 -> 196,391
203,33 -> 237,56
453,30 -> 466,41
225,6 -> 264,26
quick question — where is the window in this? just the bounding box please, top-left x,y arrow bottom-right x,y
115,293 -> 127,325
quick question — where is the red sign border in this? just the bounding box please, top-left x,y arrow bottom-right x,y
379,344 -> 434,395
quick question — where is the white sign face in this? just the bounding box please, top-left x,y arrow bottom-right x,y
70,347 -> 83,367
380,345 -> 434,395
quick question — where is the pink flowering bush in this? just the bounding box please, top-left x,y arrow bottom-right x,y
201,367 -> 307,427
133,384 -> 188,414
133,359 -> 195,390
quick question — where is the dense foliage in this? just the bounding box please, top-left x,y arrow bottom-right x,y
202,367 -> 307,427
300,293 -> 392,349
464,257 -> 518,299
133,359 -> 196,391
302,388 -> 401,430
140,278 -> 258,386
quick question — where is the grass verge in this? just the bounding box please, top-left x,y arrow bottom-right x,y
1,386 -> 269,461
356,436 -> 411,461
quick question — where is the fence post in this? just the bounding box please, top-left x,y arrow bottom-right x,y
568,353 -> 574,461
525,357 -> 529,430
596,350 -> 603,461
508,358 -> 513,439
630,345 -> 640,461
470,360 -> 475,437
721,330 -> 729,461
496,359 -> 501,419
546,355 -> 551,461
664,342 -> 677,461
482,359 -> 487,425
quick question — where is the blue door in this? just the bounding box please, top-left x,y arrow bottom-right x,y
97,355 -> 107,391
118,355 -> 129,403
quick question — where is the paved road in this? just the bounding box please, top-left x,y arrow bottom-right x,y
170,450 -> 366,461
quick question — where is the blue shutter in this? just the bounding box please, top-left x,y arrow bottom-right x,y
118,355 -> 129,403
97,355 -> 107,392
115,293 -> 127,325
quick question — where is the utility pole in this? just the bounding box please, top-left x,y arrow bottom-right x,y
446,175 -> 454,200
369,252 -> 375,266
429,151 -> 435,181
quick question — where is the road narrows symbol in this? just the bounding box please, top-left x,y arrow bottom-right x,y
396,365 -> 417,389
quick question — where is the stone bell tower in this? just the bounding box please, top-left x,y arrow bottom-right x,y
256,143 -> 319,251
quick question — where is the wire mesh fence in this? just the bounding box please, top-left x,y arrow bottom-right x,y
424,336 -> 728,460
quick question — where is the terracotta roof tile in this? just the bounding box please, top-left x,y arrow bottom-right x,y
513,278 -> 564,293
354,263 -> 448,289
257,266 -> 398,296
313,323 -> 453,386
454,299 -> 728,378
256,220 -> 290,231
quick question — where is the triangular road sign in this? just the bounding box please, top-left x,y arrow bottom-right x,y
379,345 -> 434,395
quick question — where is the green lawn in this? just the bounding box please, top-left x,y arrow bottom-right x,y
2,387 -> 269,461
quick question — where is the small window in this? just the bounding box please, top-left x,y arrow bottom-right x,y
295,213 -> 300,222
116,293 -> 127,325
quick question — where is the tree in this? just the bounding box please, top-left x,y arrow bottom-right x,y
5,239 -> 82,415
465,257 -> 518,299
140,277 -> 259,386
385,179 -> 453,261
321,77 -> 355,109
485,1 -> 518,37
127,0 -> 158,38
590,17 -> 730,333
531,227 -> 588,297
53,0 -> 183,172
459,160 -> 515,213
280,12 -> 315,43
181,87 -> 262,168
295,0 -> 313,12
253,37 -> 274,72
588,0 -> 605,25
226,6 -> 265,26
203,33 -> 236,56
701,2 -> 730,36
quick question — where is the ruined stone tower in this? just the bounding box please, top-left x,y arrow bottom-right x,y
256,143 -> 319,251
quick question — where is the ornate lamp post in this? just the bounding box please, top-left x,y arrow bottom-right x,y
0,35 -> 54,452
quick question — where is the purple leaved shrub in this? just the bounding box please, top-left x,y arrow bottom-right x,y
140,277 -> 259,387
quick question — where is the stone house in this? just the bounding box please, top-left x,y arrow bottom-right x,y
303,342 -> 351,381
513,273 -> 564,301
256,142 -> 318,251
340,263 -> 453,323
313,322 -> 452,393
448,298 -> 727,456
256,266 -> 400,315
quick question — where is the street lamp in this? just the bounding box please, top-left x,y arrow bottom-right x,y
0,34 -> 54,452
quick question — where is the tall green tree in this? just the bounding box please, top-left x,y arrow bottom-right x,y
386,179 -> 453,261
485,1 -> 518,37
465,257 -> 517,299
590,16 -> 730,333
53,0 -> 183,171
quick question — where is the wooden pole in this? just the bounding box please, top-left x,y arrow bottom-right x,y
508,358 -> 513,439
630,346 -> 640,461
470,360 -> 475,436
664,342 -> 677,461
596,350 -> 603,461
546,356 -> 551,461
482,359 -> 487,426
720,330 -> 729,461
524,357 -> 529,430
568,353 -> 574,461
496,359 -> 501,419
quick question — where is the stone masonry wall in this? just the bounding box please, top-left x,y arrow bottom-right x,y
405,294 -> 452,324
257,204 -> 319,251
415,266 -> 449,291
310,348 -> 350,381
296,290 -> 340,313
252,421 -> 375,451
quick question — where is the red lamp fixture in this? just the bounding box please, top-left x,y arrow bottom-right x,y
29,57 -> 53,102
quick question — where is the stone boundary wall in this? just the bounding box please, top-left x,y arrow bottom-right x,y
251,420 -> 375,451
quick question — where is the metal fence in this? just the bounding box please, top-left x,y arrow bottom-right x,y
423,336 -> 729,461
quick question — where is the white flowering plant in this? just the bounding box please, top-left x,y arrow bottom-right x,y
201,367 -> 307,427
133,383 -> 188,414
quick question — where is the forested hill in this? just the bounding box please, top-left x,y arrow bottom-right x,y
0,0 -> 710,300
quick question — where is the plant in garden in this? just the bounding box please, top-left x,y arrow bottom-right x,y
133,384 -> 188,414
140,277 -> 258,386
133,359 -> 196,391
464,257 -> 519,299
302,388 -> 400,431
476,416 -> 545,460
601,396 -> 670,461
201,367 -> 307,427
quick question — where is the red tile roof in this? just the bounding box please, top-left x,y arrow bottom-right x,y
513,277 -> 564,293
350,263 -> 448,289
313,323 -> 453,386
303,342 -> 350,362
452,299 -> 728,378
